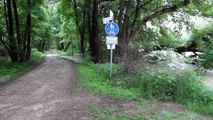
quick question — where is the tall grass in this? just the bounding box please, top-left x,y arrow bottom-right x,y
138,67 -> 213,116
77,63 -> 213,116
77,64 -> 139,100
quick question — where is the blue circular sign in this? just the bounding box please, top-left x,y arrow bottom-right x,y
105,22 -> 119,36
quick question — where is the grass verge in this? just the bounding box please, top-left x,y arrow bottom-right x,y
0,50 -> 45,83
77,63 -> 213,119
77,64 -> 139,100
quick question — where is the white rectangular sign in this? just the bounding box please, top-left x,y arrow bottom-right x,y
107,44 -> 115,49
102,17 -> 113,24
106,36 -> 118,45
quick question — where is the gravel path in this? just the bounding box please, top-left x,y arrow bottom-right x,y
0,54 -> 101,120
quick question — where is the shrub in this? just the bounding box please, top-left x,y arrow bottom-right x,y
200,50 -> 213,70
138,67 -> 213,115
94,63 -> 123,78
139,67 -> 198,101
31,48 -> 45,61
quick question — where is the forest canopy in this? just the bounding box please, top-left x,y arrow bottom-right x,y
0,0 -> 212,66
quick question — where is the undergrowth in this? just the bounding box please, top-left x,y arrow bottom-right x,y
0,49 -> 45,83
77,63 -> 213,117
138,67 -> 213,116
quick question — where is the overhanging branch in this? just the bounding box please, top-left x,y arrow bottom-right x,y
130,0 -> 190,40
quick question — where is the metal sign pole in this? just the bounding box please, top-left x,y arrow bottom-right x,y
110,44 -> 113,79
103,10 -> 119,79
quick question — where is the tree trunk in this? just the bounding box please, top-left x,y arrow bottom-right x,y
80,8 -> 86,56
41,41 -> 46,52
12,0 -> 24,61
115,0 -> 132,62
64,42 -> 71,52
80,34 -> 85,56
7,0 -> 18,62
26,0 -> 31,60
89,0 -> 100,63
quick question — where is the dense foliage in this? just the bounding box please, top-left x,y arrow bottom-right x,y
1,0 -> 211,66
0,0 -> 57,62
56,0 -> 212,63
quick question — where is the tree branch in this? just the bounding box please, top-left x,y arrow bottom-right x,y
130,0 -> 141,35
130,0 -> 190,40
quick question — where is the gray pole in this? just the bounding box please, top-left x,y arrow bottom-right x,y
110,44 -> 113,79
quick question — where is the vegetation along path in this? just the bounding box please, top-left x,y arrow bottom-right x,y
203,70 -> 213,89
0,54 -> 101,120
1,54 -> 213,120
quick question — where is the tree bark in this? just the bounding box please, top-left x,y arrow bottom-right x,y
12,0 -> 24,61
7,0 -> 18,62
26,0 -> 31,60
115,0 -> 132,61
90,0 -> 100,63
23,18 -> 27,58
41,41 -> 46,52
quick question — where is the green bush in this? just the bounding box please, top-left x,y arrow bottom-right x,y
31,48 -> 45,60
200,50 -> 213,70
139,67 -> 197,100
138,67 -> 213,115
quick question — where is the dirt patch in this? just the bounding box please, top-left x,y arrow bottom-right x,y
0,54 -> 102,120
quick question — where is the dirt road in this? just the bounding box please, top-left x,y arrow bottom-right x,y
0,54 -> 100,120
